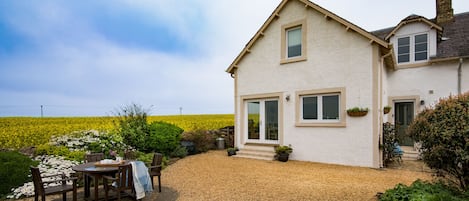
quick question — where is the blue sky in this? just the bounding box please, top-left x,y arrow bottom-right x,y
1,0 -> 469,117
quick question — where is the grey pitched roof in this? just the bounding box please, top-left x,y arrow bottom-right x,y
371,12 -> 469,59
437,12 -> 469,58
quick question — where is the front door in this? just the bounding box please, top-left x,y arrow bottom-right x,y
395,102 -> 414,146
246,99 -> 279,144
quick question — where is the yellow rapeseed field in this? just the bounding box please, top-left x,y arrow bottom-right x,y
0,114 -> 233,149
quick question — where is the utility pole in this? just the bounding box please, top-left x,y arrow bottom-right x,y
40,105 -> 43,117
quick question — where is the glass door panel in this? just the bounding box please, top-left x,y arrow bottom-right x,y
265,100 -> 278,140
247,102 -> 260,140
395,102 -> 414,146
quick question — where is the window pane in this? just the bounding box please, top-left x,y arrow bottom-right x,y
265,100 -> 278,140
414,34 -> 427,61
398,55 -> 410,63
415,34 -> 427,43
397,37 -> 410,63
323,95 -> 339,120
398,37 -> 410,45
415,43 -> 427,52
287,27 -> 302,58
303,96 -> 317,120
415,52 -> 428,61
247,102 -> 260,140
398,46 -> 410,54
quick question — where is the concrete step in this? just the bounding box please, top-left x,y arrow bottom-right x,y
235,148 -> 275,161
401,146 -> 420,160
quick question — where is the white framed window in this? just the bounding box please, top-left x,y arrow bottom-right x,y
287,27 -> 302,58
281,19 -> 307,64
397,33 -> 428,63
295,87 -> 346,127
301,94 -> 340,122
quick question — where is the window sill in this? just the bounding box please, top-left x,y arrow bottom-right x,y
396,61 -> 430,69
280,56 -> 306,64
295,122 -> 346,127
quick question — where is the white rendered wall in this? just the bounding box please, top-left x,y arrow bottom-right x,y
234,1 -> 380,167
386,60 -> 469,112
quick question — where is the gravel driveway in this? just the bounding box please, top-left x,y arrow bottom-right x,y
12,150 -> 432,201
157,150 -> 432,201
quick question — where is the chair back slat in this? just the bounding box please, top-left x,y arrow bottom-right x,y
85,153 -> 104,163
30,167 -> 44,194
152,153 -> 163,168
124,151 -> 136,160
117,164 -> 133,189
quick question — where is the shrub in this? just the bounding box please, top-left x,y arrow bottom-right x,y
182,129 -> 216,153
379,180 -> 469,201
382,122 -> 401,166
144,121 -> 184,155
407,92 -> 469,190
170,145 -> 188,158
113,103 -> 150,151
0,151 -> 39,197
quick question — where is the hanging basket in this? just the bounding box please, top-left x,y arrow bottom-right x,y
383,108 -> 391,114
347,110 -> 368,117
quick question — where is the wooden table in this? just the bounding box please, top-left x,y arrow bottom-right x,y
72,162 -> 121,201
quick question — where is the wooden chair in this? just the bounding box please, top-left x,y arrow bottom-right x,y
103,164 -> 136,201
85,153 -> 104,163
84,153 -> 105,190
148,153 -> 163,192
124,150 -> 136,160
30,166 -> 77,201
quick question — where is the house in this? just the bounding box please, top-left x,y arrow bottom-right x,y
226,0 -> 469,168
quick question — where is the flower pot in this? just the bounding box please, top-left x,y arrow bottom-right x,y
227,150 -> 236,156
384,108 -> 391,114
347,111 -> 368,117
277,153 -> 289,162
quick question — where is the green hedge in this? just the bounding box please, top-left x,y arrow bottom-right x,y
0,151 -> 39,197
380,180 -> 469,201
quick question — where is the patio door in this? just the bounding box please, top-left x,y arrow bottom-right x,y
395,102 -> 414,146
246,99 -> 279,144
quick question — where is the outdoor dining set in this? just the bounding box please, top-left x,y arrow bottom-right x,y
30,152 -> 163,201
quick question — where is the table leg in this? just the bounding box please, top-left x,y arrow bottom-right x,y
94,176 -> 99,201
84,175 -> 90,198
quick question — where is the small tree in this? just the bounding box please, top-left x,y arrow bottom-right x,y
113,103 -> 150,151
407,92 -> 469,190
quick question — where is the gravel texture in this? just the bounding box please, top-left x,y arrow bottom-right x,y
158,150 -> 432,201
12,150 -> 432,201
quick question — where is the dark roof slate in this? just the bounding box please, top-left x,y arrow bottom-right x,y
371,12 -> 469,59
437,12 -> 469,58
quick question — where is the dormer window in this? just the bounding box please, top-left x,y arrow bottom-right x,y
397,33 -> 428,63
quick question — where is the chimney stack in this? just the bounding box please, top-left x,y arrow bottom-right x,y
436,0 -> 454,24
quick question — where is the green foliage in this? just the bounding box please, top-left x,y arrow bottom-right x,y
181,129 -> 216,153
170,145 -> 188,158
407,92 -> 469,190
380,180 -> 469,201
275,145 -> 293,154
145,121 -> 184,155
382,122 -> 401,166
0,151 -> 39,197
346,107 -> 369,112
35,144 -> 86,162
113,103 -> 150,151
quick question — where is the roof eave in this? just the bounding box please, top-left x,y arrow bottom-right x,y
226,0 -> 390,74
